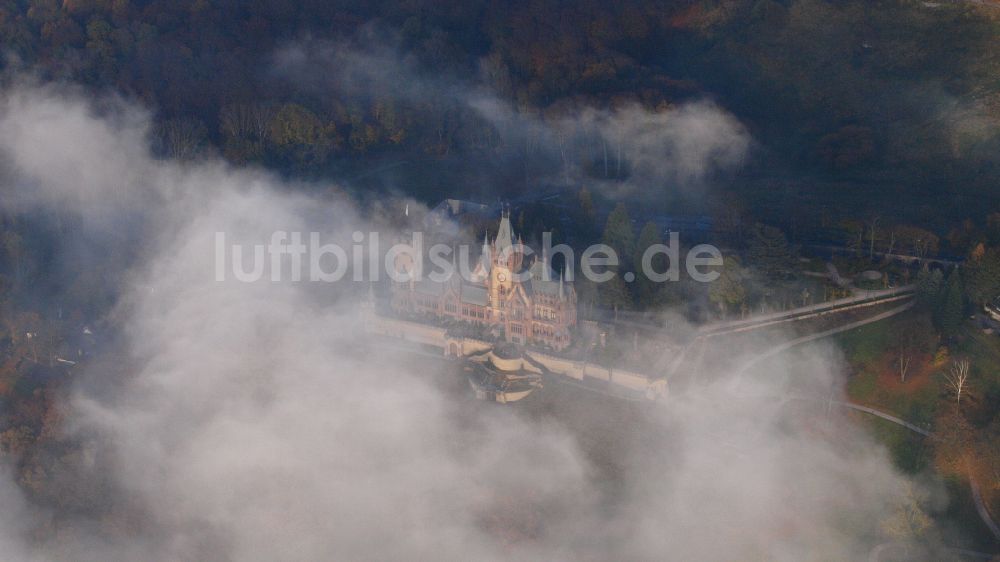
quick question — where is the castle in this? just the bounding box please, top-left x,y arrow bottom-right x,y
390,213 -> 577,351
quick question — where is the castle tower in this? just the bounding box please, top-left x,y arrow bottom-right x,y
492,210 -> 523,271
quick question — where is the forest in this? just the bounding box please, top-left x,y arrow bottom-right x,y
0,0 -> 997,215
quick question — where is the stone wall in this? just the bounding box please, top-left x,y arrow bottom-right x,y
527,350 -> 655,395
365,310 -> 666,400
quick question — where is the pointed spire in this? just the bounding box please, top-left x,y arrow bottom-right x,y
481,231 -> 491,270
450,244 -> 458,282
495,211 -> 514,254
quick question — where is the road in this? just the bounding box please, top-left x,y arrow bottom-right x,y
732,299 -> 915,379
700,285 -> 914,337
654,287 -> 916,379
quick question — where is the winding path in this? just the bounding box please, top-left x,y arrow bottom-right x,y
971,475 -> 1000,542
830,402 -> 1000,545
839,402 -> 931,436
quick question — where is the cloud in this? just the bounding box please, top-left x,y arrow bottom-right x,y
0,465 -> 37,562
272,37 -> 751,204
0,79 -> 154,219
0,80 -> 949,561
271,32 -> 453,105
557,100 -> 751,199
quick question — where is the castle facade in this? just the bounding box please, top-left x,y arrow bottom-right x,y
390,213 -> 577,351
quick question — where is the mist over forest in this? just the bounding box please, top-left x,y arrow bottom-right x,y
1,1 -> 1000,560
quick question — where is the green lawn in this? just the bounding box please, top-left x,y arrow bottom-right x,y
860,415 -> 930,474
837,315 -> 892,368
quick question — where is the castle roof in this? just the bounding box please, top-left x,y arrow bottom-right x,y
460,284 -> 488,306
414,278 -> 445,296
528,276 -> 561,297
528,257 -> 555,281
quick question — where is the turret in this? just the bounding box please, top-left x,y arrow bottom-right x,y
494,211 -> 522,271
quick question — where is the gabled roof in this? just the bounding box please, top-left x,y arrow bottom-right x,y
528,277 -> 561,297
414,278 -> 445,296
506,283 -> 529,306
525,257 -> 565,298
461,284 -> 488,306
528,257 -> 556,282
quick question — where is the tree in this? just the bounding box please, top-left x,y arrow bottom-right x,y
986,212 -> 1000,247
974,418 -> 1000,492
602,203 -> 635,270
933,405 -> 976,476
866,214 -> 880,259
964,245 -> 1000,306
270,103 -> 324,146
943,359 -> 971,405
880,482 -> 932,541
156,118 -> 207,160
915,268 -> 943,310
478,51 -> 513,99
268,104 -> 330,170
598,273 -> 632,311
713,195 -> 747,249
570,187 -> 599,243
894,226 -> 939,259
935,270 -> 964,337
892,314 -> 935,383
748,223 -> 795,279
577,187 -> 595,221
84,17 -> 116,80
633,222 -> 663,306
2,231 -> 24,283
220,102 -> 274,161
817,125 -> 875,170
708,256 -> 747,318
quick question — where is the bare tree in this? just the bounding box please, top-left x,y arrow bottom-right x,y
899,354 -> 913,383
220,102 -> 273,144
894,315 -> 935,383
880,481 -> 931,540
884,227 -> 898,256
2,231 -> 23,283
158,118 -> 207,160
943,359 -> 971,405
867,215 -> 880,259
